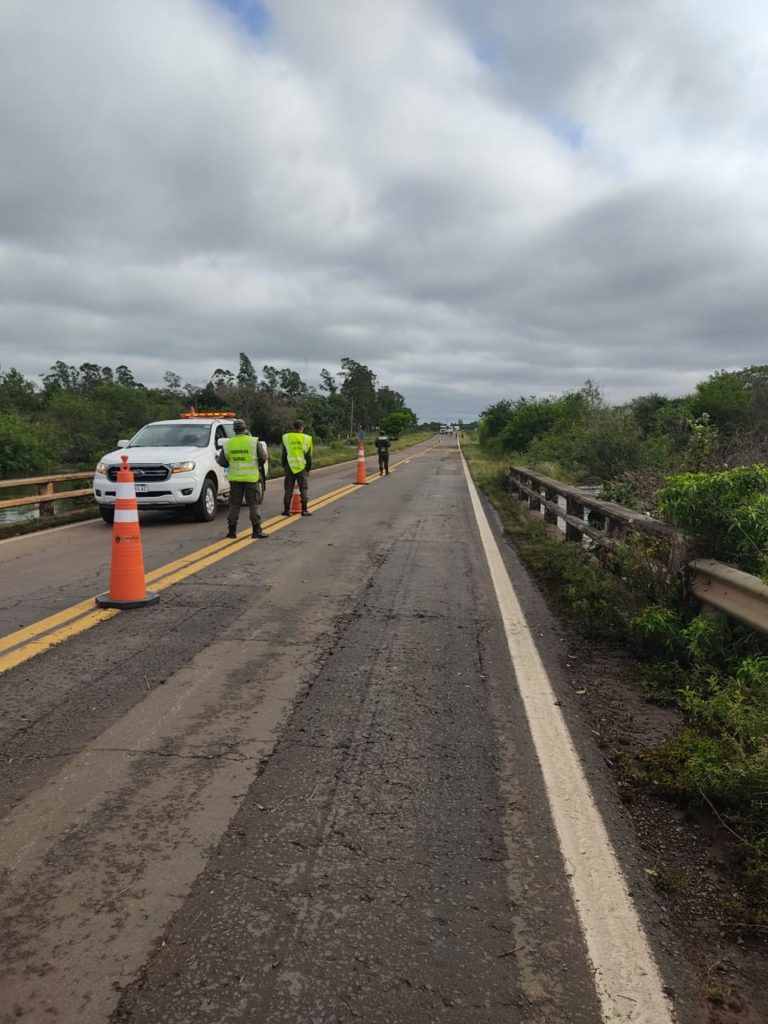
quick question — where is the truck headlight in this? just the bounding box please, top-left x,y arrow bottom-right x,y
95,462 -> 108,476
170,461 -> 196,474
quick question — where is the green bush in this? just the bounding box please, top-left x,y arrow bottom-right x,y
657,465 -> 768,577
679,656 -> 768,763
631,606 -> 690,660
0,412 -> 52,474
522,534 -> 632,641
379,409 -> 417,437
634,606 -> 768,910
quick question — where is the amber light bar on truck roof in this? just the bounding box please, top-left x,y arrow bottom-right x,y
179,411 -> 236,419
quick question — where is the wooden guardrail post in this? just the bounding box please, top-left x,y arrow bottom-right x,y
528,477 -> 541,513
668,533 -> 689,576
565,496 -> 584,542
39,481 -> 55,517
544,488 -> 558,525
605,515 -> 627,542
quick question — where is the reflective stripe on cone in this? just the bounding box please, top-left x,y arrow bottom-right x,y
355,444 -> 367,484
290,482 -> 302,513
95,454 -> 159,609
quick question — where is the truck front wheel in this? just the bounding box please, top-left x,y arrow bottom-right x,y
99,506 -> 115,524
192,478 -> 217,522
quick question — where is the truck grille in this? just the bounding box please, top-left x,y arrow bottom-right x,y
107,464 -> 170,483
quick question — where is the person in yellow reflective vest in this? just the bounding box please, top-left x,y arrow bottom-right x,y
281,419 -> 313,516
222,419 -> 269,539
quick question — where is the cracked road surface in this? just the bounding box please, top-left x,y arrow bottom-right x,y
0,438 -> 692,1022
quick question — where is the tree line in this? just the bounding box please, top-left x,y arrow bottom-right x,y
478,366 -> 768,506
0,355 -> 418,474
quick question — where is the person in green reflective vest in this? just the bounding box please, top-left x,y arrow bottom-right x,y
222,419 -> 269,539
281,419 -> 313,516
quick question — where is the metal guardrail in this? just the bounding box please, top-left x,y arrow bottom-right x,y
0,472 -> 93,517
509,465 -> 768,635
689,559 -> 768,634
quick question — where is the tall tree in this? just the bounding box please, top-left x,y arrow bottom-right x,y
319,368 -> 337,396
0,368 -> 39,414
42,361 -> 79,393
78,363 -> 106,390
237,353 -> 257,388
691,370 -> 751,432
115,364 -> 137,387
339,357 -> 378,429
211,368 -> 236,389
277,368 -> 307,400
261,365 -> 280,396
163,371 -> 184,395
376,386 -> 405,416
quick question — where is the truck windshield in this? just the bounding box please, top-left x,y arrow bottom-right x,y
129,424 -> 211,448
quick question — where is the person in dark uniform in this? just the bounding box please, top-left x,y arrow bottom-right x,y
374,432 -> 391,476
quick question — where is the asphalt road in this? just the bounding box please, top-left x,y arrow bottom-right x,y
0,437 -> 696,1022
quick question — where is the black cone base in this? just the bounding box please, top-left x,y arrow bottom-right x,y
95,591 -> 160,609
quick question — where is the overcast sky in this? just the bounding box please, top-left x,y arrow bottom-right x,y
1,0 -> 767,422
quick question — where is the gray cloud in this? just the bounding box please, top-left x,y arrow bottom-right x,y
1,0 -> 768,423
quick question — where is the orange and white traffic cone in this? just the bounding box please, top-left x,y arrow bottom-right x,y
96,455 -> 159,609
355,444 -> 367,484
290,481 -> 302,513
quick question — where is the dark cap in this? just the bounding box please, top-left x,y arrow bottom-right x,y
233,419 -> 247,433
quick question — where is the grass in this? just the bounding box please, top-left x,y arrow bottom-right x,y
461,437 -> 529,535
298,429 -> 434,473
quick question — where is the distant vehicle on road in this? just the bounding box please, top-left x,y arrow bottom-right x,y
92,413 -> 267,524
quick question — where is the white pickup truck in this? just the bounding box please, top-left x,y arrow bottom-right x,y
93,414 -> 267,524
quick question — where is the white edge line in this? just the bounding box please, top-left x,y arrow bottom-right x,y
460,449 -> 675,1024
0,518 -> 96,546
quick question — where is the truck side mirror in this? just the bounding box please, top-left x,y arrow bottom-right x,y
117,439 -> 130,448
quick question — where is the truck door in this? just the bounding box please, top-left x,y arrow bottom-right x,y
214,424 -> 232,495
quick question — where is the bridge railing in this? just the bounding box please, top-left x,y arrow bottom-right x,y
0,472 -> 93,518
509,464 -> 688,571
509,465 -> 768,635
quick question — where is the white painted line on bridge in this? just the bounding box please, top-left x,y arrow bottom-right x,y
460,452 -> 675,1024
0,517 -> 96,546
